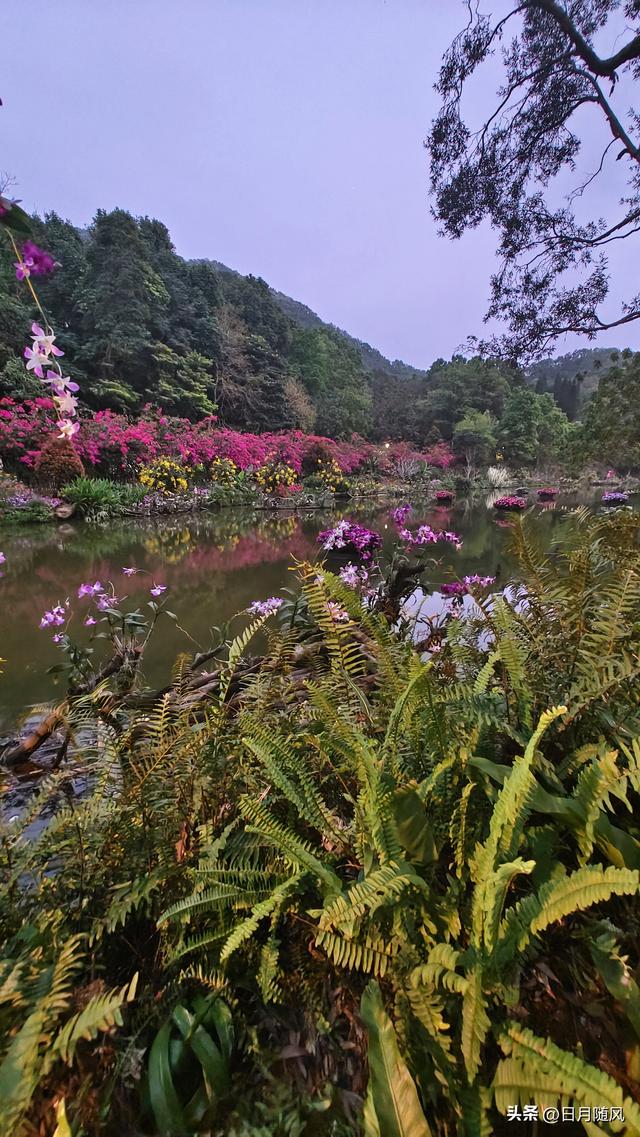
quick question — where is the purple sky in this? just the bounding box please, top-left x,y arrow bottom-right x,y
3,1 -> 638,367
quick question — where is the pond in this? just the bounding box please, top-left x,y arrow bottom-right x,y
0,490 -> 614,735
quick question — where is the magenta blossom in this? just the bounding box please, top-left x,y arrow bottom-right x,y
21,240 -> 57,276
401,525 -> 462,550
339,563 -> 369,588
97,593 -> 120,610
52,633 -> 64,644
390,504 -> 412,525
84,616 -> 97,627
248,597 -> 283,617
122,567 -> 138,576
318,520 -> 382,561
78,581 -> 104,598
14,256 -> 34,281
40,604 -> 67,628
0,552 -> 5,566
150,584 -> 167,597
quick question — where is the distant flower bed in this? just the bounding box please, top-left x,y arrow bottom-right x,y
493,495 -> 527,511
602,491 -> 629,505
435,489 -> 454,502
537,487 -> 558,500
0,399 -> 455,481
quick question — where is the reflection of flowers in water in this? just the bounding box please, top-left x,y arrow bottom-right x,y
143,527 -> 194,563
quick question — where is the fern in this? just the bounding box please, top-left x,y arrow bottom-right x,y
494,1021 -> 640,1129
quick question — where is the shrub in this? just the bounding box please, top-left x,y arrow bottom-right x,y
254,460 -> 301,497
139,457 -> 190,496
210,456 -> 240,487
300,440 -> 335,477
34,436 -> 85,491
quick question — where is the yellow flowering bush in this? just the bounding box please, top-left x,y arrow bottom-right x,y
210,456 -> 240,487
138,457 -> 190,496
315,457 -> 343,493
254,461 -> 301,498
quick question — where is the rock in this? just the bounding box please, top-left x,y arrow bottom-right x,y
55,502 -> 76,519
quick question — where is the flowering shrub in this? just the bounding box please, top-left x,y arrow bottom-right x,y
435,489 -> 454,502
34,436 -> 85,490
493,495 -> 528,511
254,461 -> 301,497
537,487 -> 559,500
0,403 -> 456,483
602,491 -> 629,505
139,457 -> 190,496
210,456 -> 240,487
315,457 -> 344,493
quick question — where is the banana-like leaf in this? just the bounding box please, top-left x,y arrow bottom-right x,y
360,981 -> 433,1137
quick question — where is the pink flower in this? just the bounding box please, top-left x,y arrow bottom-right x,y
43,370 -> 79,394
0,552 -> 5,566
326,601 -> 349,623
97,593 -> 119,610
122,567 -> 138,576
58,419 -> 80,440
15,257 -> 34,280
84,616 -> 97,626
53,390 -> 78,417
78,581 -> 103,598
150,584 -> 167,597
40,604 -> 66,628
21,241 -> 57,276
52,633 -> 64,644
248,597 -> 282,617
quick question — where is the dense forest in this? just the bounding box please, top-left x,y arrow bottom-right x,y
1,207 -> 632,468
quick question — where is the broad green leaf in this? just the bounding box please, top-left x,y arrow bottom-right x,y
360,981 -> 432,1137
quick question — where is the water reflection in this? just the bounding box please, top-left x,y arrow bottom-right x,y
0,492 -> 613,732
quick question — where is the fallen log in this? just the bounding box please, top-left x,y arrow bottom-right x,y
1,645 -> 140,770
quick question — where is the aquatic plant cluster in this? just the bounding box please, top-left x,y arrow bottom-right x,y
493,495 -> 528,511
318,518 -> 384,560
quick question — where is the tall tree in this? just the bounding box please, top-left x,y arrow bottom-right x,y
429,1 -> 640,360
581,351 -> 640,467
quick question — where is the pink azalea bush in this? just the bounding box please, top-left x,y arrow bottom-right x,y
0,400 -> 455,483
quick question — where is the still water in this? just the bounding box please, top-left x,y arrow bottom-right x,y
0,493 -> 602,733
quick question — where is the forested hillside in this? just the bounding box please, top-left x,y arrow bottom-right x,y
0,206 -> 631,465
525,347 -> 630,420
0,209 -> 374,437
